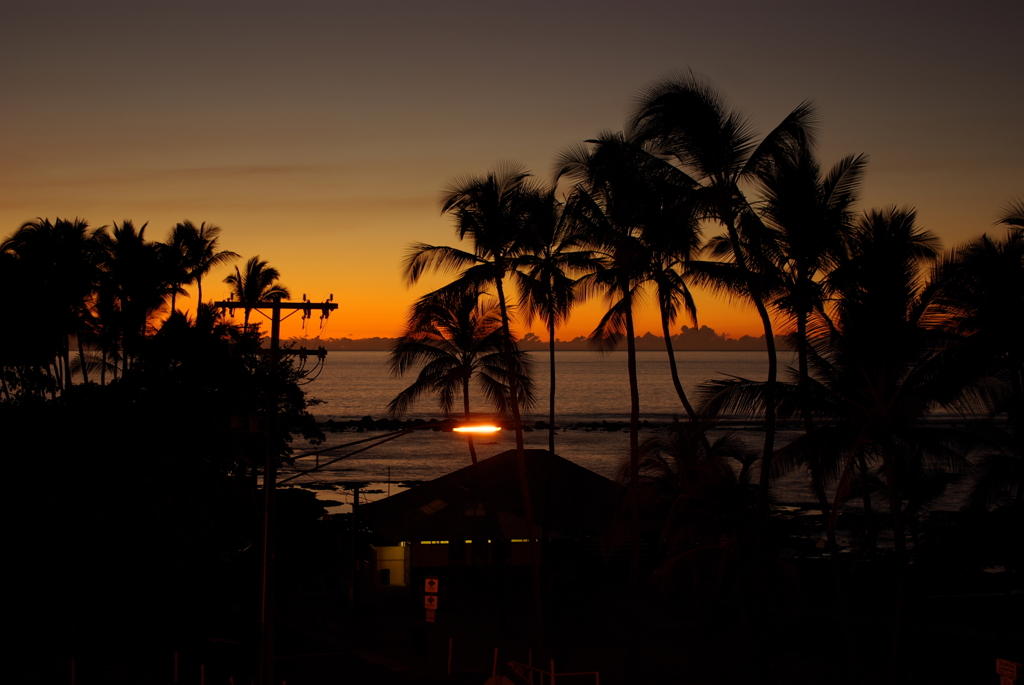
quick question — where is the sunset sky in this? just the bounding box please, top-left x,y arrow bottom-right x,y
2,1 -> 1021,341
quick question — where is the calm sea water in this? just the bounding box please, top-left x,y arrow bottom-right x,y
285,350 -> 807,503
282,349 -> 975,519
301,349 -> 787,424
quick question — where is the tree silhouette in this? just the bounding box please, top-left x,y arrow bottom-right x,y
96,220 -> 178,374
223,255 -> 291,329
785,208 -> 972,677
557,131 -> 707,445
555,131 -> 708,628
997,197 -> 1024,231
515,188 -> 597,452
930,221 -> 1024,509
753,143 -> 868,558
388,289 -> 533,464
629,72 -> 815,514
174,221 -> 239,306
1,217 -> 104,394
403,162 -> 541,534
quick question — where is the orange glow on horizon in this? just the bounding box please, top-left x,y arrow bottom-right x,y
194,282 -> 769,343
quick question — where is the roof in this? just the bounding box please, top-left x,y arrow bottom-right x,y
359,449 -> 622,542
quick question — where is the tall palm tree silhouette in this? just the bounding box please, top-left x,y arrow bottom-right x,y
515,188 -> 597,452
223,256 -> 291,329
751,143 -> 868,556
629,72 -> 815,513
555,132 -> 706,623
1,217 -> 104,391
164,224 -> 191,313
165,221 -> 239,311
753,208 -> 954,555
96,220 -> 176,374
404,163 -> 535,447
402,163 -> 544,618
755,146 -> 867,396
556,132 -> 703,467
556,133 -> 654,508
182,221 -> 239,306
801,208 -> 972,677
388,289 -> 534,464
930,217 -> 1023,509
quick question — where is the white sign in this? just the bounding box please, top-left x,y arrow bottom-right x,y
424,594 -> 438,610
425,576 -> 439,593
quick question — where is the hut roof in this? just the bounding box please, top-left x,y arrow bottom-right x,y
360,449 -> 621,542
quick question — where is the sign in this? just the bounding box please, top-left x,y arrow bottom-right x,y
997,659 -> 1020,679
425,574 -> 439,622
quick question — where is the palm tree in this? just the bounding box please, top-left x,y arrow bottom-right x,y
997,197 -> 1024,231
556,135 -> 657,564
555,132 -> 706,627
165,221 -> 239,312
388,289 -> 534,465
96,221 -> 178,374
628,72 -> 815,513
558,136 -> 708,424
515,188 -> 598,452
756,207 -> 954,559
556,132 -> 703,455
164,224 -> 193,313
930,226 -> 1023,401
182,221 -> 239,305
402,162 -> 540,536
755,147 -> 867,395
750,144 -> 868,556
929,220 -> 1024,509
1,217 -> 104,392
223,256 -> 291,329
697,207 -> 966,680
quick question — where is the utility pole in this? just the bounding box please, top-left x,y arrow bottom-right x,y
214,294 -> 337,685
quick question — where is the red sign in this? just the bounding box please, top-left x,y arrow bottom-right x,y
425,576 -> 439,593
425,594 -> 438,610
996,659 -> 1019,678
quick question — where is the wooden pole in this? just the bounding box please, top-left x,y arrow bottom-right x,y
70,657 -> 75,685
492,648 -> 499,679
212,297 -> 336,685
349,484 -> 361,606
447,637 -> 453,676
173,652 -> 178,683
257,297 -> 282,685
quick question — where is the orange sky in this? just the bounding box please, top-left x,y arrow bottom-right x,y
2,1 -> 1021,341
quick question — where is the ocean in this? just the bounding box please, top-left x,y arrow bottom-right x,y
283,349 -> 973,513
